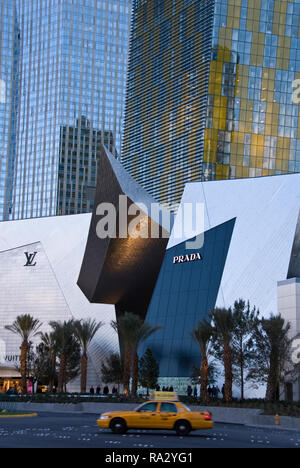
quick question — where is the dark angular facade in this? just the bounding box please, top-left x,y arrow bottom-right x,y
139,218 -> 235,378
78,145 -> 235,378
77,145 -> 171,319
288,212 -> 300,280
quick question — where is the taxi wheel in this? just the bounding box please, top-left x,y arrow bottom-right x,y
110,418 -> 127,434
175,420 -> 191,436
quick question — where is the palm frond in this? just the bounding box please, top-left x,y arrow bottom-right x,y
5,314 -> 42,342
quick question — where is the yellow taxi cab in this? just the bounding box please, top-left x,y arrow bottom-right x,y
97,392 -> 213,436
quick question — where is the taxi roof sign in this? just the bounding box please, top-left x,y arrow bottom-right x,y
150,391 -> 179,401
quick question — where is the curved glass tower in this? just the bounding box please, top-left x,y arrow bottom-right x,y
0,0 -> 131,220
0,1 -> 20,220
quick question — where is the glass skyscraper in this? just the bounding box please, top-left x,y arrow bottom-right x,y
0,2 -> 20,220
0,0 -> 131,220
57,117 -> 115,215
122,0 -> 300,206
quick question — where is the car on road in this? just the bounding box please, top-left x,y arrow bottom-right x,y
97,394 -> 213,436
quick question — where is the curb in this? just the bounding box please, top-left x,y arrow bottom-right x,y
245,424 -> 300,432
0,412 -> 38,418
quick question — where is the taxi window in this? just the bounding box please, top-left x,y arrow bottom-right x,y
137,402 -> 158,412
160,403 -> 178,413
180,403 -> 191,412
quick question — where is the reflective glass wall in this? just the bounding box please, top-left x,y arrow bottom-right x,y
204,0 -> 300,181
122,0 -> 300,206
122,0 -> 215,207
0,0 -> 131,220
0,1 -> 20,220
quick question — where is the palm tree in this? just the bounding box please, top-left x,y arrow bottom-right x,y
250,314 -> 291,401
49,320 -> 77,393
191,319 -> 213,404
131,319 -> 162,396
264,315 -> 291,401
73,319 -> 103,393
211,308 -> 235,403
39,331 -> 58,391
231,299 -> 259,400
111,313 -> 161,396
5,315 -> 42,394
111,314 -> 133,395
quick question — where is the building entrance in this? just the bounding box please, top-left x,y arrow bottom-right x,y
0,378 -> 21,394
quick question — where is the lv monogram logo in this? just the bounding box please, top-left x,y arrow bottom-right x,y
24,252 -> 37,267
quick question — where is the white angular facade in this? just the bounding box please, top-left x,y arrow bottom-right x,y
153,174 -> 300,397
0,214 -> 119,392
169,174 -> 300,315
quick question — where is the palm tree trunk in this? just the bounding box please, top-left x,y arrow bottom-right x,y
50,352 -> 56,390
223,342 -> 233,403
81,352 -> 88,394
58,351 -> 67,393
131,351 -> 139,396
239,339 -> 244,400
240,360 -> 244,401
20,341 -> 28,394
200,355 -> 209,404
266,353 -> 279,401
123,345 -> 131,395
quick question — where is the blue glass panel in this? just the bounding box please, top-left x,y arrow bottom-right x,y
140,218 -> 236,378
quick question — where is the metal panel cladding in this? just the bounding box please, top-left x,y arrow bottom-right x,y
203,0 -> 300,182
121,0 -> 215,207
122,0 -> 300,207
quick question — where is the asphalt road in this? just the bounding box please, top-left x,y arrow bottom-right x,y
0,413 -> 299,449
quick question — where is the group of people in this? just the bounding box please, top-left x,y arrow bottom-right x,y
207,385 -> 221,398
156,384 -> 222,398
89,385 -> 118,396
187,385 -> 198,397
88,383 -> 224,398
186,384 -> 221,398
155,385 -> 174,392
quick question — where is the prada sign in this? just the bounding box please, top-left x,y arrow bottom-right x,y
173,253 -> 203,264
